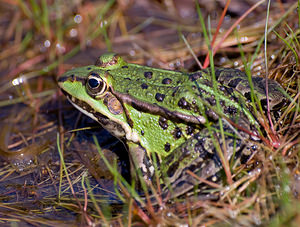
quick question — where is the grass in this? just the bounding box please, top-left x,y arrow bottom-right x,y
0,0 -> 299,226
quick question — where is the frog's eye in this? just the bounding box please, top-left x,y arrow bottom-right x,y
86,72 -> 107,97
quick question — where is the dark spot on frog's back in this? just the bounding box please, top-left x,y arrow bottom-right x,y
144,71 -> 153,79
122,65 -> 128,68
244,92 -> 252,101
252,76 -> 263,84
159,117 -> 168,130
141,83 -> 148,89
219,85 -> 226,92
162,78 -> 172,84
178,97 -> 191,110
228,77 -> 243,88
214,68 -> 223,80
224,106 -> 237,115
173,127 -> 182,139
225,87 -> 234,95
260,98 -> 268,110
164,142 -> 171,152
155,93 -> 165,102
186,125 -> 195,135
189,72 -> 202,81
205,96 -> 216,106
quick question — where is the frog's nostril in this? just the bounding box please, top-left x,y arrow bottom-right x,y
58,74 -> 77,83
57,76 -> 68,83
70,74 -> 75,81
58,74 -> 76,82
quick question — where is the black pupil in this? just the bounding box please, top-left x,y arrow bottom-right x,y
88,78 -> 100,88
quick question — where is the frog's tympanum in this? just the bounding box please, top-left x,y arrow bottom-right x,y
58,53 -> 284,200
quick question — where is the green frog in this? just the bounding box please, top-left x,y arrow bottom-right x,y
58,53 -> 284,201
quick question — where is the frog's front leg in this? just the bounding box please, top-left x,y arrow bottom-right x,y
160,118 -> 256,200
126,142 -> 155,184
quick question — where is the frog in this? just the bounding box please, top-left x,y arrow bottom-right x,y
58,53 -> 285,201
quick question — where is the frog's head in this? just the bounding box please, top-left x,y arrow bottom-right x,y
57,54 -> 138,142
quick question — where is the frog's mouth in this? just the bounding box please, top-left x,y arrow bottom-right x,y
61,90 -> 107,120
61,90 -> 127,139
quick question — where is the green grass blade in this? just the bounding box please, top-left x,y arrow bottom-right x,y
41,0 -> 51,39
273,30 -> 299,66
249,2 -> 297,68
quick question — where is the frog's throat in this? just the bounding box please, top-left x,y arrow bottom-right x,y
111,89 -> 206,125
66,96 -> 140,143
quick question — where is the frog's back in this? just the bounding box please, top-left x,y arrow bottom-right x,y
108,64 -> 205,120
95,53 -> 284,123
213,68 -> 284,108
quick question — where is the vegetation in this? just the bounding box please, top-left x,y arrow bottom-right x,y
0,0 -> 299,226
